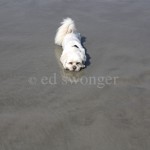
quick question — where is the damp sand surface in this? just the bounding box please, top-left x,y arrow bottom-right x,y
0,0 -> 150,150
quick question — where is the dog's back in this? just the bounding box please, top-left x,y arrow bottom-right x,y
62,33 -> 81,48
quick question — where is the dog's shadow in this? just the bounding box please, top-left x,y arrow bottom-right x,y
81,36 -> 91,68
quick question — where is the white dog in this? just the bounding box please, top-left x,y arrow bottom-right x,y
55,18 -> 86,71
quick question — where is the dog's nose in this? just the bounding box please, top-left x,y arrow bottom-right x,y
73,66 -> 76,70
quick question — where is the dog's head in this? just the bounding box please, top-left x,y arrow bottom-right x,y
60,48 -> 86,71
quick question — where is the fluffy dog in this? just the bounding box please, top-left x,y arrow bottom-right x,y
55,18 -> 86,71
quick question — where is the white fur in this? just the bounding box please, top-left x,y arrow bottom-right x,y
55,18 -> 86,71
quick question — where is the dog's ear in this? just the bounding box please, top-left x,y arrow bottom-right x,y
81,54 -> 86,68
60,53 -> 68,69
81,64 -> 85,68
82,54 -> 86,64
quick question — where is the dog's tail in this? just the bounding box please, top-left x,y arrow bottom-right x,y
55,18 -> 76,46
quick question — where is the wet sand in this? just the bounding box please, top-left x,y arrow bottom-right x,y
0,0 -> 150,150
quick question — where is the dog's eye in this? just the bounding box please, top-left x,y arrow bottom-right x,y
69,62 -> 73,65
76,62 -> 80,65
